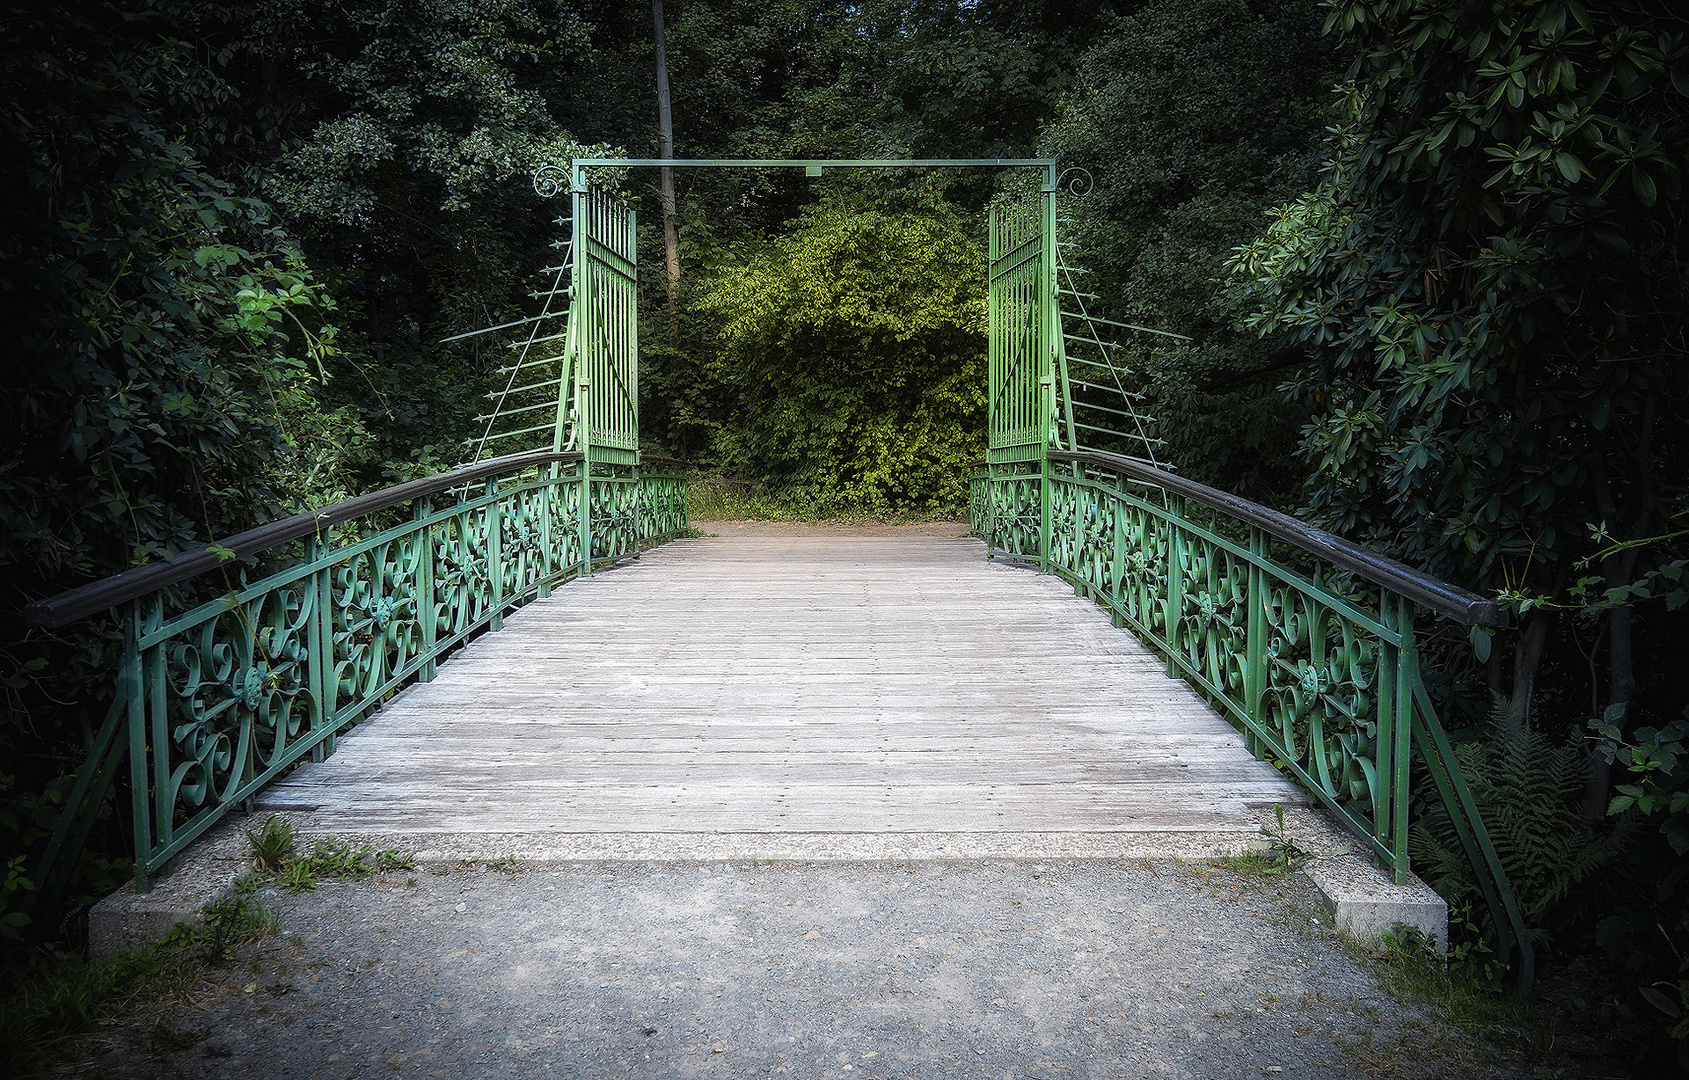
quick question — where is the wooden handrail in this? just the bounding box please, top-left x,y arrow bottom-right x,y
980,450 -> 1499,626
25,450 -> 591,629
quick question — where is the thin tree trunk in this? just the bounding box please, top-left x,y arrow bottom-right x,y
652,0 -> 681,347
1503,610 -> 1550,736
1584,546 -> 1641,823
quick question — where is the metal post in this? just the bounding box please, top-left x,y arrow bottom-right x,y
488,479 -> 504,632
1375,588 -> 1399,860
306,536 -> 331,760
126,601 -> 151,891
143,593 -> 169,876
1391,595 -> 1417,883
1245,528 -> 1267,758
416,501 -> 438,679
578,379 -> 593,575
1038,436 -> 1052,575
1165,497 -> 1184,678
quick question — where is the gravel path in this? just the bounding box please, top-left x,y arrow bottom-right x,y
83,858 -> 1462,1080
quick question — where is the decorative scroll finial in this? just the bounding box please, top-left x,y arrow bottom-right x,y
1057,166 -> 1094,197
533,163 -> 569,198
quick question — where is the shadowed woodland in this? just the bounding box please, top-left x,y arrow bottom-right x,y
2,0 -> 1687,1072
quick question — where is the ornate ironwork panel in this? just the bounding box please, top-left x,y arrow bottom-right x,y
68,457 -> 689,882
986,196 -> 1055,464
571,187 -> 639,466
969,450 -> 1532,990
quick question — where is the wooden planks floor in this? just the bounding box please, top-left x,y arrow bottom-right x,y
258,529 -> 1304,841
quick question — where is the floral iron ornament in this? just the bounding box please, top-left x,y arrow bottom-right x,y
972,447 -> 1533,995
22,450 -> 691,924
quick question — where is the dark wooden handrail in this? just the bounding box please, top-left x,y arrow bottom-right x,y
982,450 -> 1498,626
25,449 -> 630,630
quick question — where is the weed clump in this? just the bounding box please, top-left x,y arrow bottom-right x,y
240,818 -> 414,894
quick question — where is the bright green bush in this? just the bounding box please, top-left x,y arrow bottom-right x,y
697,199 -> 986,514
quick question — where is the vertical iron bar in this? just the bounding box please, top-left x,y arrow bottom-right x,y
488,480 -> 504,631
1246,527 -> 1267,759
1375,587 -> 1398,857
126,601 -> 151,891
144,593 -> 169,873
417,501 -> 438,678
306,536 -> 329,761
1110,488 -> 1126,627
579,380 -> 593,573
1038,430 -> 1052,574
1392,596 -> 1416,883
1166,496 -> 1184,676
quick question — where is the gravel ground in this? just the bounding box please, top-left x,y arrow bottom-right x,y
80,858 -> 1470,1080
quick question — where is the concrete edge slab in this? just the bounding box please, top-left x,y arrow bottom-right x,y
87,816 -> 256,962
87,809 -> 1279,959
1250,803 -> 1448,954
89,803 -> 1449,961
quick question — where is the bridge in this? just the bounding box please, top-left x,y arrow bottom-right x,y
252,526 -> 1302,848
24,159 -> 1533,993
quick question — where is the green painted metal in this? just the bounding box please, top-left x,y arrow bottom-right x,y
986,195 -> 1056,465
570,187 -> 639,464
24,452 -> 689,899
969,447 -> 1535,993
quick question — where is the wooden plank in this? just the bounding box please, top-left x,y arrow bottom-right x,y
259,532 -> 1306,834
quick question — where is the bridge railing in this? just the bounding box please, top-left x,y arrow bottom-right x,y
971,451 -> 1533,991
23,450 -> 688,913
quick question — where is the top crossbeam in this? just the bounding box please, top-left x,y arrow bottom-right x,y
563,157 -> 1062,189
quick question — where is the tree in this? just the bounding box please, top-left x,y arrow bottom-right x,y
1224,6 -> 1688,1009
1229,0 -> 1687,760
0,1 -> 356,942
1037,0 -> 1333,499
696,196 -> 986,511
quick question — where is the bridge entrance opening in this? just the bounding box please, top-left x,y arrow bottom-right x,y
458,158 -> 1165,538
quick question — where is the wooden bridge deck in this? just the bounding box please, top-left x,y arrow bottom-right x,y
259,528 -> 1304,848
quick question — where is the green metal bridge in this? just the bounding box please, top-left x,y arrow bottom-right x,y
23,159 -> 1532,993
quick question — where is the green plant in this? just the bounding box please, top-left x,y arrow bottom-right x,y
1412,720 -> 1622,949
1352,921 -> 1565,1071
277,861 -> 316,894
1261,803 -> 1312,869
244,817 -> 295,874
0,881 -> 275,1075
696,197 -> 987,515
1638,953 -> 1689,1072
191,877 -> 276,963
1217,804 -> 1314,879
305,839 -> 373,879
373,849 -> 414,873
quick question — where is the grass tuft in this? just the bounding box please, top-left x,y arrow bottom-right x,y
0,875 -> 275,1078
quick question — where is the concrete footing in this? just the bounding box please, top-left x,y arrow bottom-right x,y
1304,855 -> 1447,954
87,818 -> 255,962
89,805 -> 1449,962
1256,804 -> 1448,954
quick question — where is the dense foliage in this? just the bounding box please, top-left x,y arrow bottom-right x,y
1043,0 -> 1334,499
4,2 -> 1689,1064
698,198 -> 986,512
1224,0 -> 1688,1059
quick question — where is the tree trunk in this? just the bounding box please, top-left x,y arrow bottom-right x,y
1584,548 -> 1641,823
652,0 -> 681,347
1503,610 -> 1550,736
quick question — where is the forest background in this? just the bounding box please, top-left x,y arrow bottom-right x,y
1,0 -> 1685,1070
